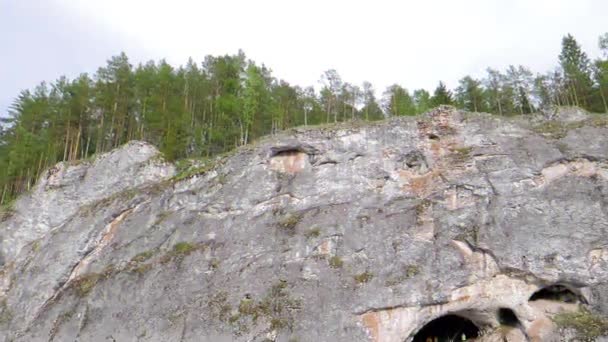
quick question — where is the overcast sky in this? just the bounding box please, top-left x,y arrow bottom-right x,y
2,0 -> 607,117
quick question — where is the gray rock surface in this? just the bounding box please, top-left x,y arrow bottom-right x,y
0,107 -> 607,341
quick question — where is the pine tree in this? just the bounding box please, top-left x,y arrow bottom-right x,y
413,89 -> 431,114
559,34 -> 593,109
430,81 -> 453,107
455,76 -> 486,112
382,85 -> 415,116
361,82 -> 384,120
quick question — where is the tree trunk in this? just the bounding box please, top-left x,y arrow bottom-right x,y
599,83 -> 608,114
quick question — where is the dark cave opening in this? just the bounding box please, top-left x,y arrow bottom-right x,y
529,284 -> 579,303
412,314 -> 480,342
497,308 -> 520,327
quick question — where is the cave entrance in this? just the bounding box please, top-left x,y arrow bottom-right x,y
497,308 -> 520,327
412,314 -> 480,342
529,284 -> 579,303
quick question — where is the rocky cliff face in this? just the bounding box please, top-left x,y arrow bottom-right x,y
1,107 -> 607,342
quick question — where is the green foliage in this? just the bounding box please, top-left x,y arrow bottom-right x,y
456,76 -> 486,113
553,308 -> 608,341
71,273 -> 102,297
131,250 -> 156,263
533,121 -> 569,139
385,265 -> 420,286
451,146 -> 473,163
2,32 -> 608,204
172,152 -> 233,182
227,281 -> 302,333
304,227 -> 321,239
130,263 -> 153,275
208,291 -> 232,323
354,271 -> 373,284
172,242 -> 198,254
415,199 -> 432,225
413,89 -> 432,114
277,213 -> 302,233
431,81 -> 453,107
382,84 -> 416,116
160,242 -> 205,264
560,34 -> 593,109
0,299 -> 12,325
328,256 -> 344,268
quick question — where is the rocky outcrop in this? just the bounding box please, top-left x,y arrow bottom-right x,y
0,107 -> 607,341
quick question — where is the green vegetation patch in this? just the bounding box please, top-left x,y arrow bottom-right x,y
172,152 -> 234,182
451,146 -> 473,163
553,308 -> 608,341
0,299 -> 12,325
277,213 -> 302,233
533,121 -> 569,139
415,199 -> 432,225
385,265 -> 420,287
160,241 -> 206,264
228,281 -> 302,333
71,273 -> 102,297
455,225 -> 480,244
173,158 -> 217,182
587,115 -> 608,128
70,265 -> 117,297
532,119 -> 599,140
328,256 -> 344,268
208,291 -> 233,323
354,271 -> 374,284
304,227 -> 321,239
131,250 -> 156,263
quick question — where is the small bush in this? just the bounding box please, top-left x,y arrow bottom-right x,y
229,281 -> 302,333
354,271 -> 373,284
0,300 -> 12,325
278,213 -> 302,233
329,256 -> 344,268
173,242 -> 197,254
130,263 -> 152,275
131,250 -> 155,263
587,115 -> 608,128
451,146 -> 473,163
385,265 -> 420,286
405,265 -> 420,277
209,258 -> 220,270
72,273 -> 102,297
160,242 -> 205,264
415,199 -> 432,225
553,308 -> 608,341
533,121 -> 568,139
172,158 -> 216,182
208,292 -> 232,323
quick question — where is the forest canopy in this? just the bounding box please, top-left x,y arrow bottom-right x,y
1,33 -> 607,205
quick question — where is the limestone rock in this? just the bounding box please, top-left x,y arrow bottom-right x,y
0,107 -> 607,341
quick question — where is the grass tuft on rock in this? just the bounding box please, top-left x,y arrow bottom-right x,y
354,271 -> 373,284
160,241 -> 206,265
329,256 -> 344,268
277,213 -> 302,233
553,308 -> 608,341
304,227 -> 321,238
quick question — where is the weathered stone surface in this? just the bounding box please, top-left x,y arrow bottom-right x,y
0,107 -> 607,341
